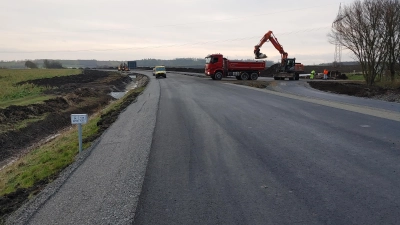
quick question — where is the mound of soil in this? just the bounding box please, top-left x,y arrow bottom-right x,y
308,81 -> 400,102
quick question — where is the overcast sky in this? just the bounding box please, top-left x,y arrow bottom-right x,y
1,0 -> 356,64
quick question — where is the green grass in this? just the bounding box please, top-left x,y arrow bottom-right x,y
0,69 -> 81,108
0,86 -> 146,196
346,73 -> 365,81
0,95 -> 54,108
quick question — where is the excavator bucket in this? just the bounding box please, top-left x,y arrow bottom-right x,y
255,52 -> 267,59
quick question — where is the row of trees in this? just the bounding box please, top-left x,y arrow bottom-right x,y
24,60 -> 63,69
331,0 -> 400,86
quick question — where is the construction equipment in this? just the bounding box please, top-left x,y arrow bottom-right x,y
205,54 -> 265,80
117,62 -> 130,71
254,31 -> 304,80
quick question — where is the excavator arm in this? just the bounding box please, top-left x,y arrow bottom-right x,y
254,31 -> 288,64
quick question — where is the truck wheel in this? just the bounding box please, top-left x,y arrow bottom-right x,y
211,75 -> 216,80
295,73 -> 300,80
240,72 -> 249,80
289,77 -> 294,81
250,73 -> 258,80
215,72 -> 223,80
236,76 -> 242,80
280,77 -> 285,80
273,77 -> 279,80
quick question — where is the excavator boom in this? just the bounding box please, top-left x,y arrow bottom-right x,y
254,31 -> 288,64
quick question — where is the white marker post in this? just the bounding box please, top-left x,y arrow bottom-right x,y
71,114 -> 88,153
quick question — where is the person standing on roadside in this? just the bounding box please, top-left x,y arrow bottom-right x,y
323,69 -> 328,80
310,70 -> 315,79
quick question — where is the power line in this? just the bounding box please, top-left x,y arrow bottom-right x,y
0,26 -> 331,54
2,3 -> 338,35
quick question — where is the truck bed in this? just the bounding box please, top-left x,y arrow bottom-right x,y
225,60 -> 265,71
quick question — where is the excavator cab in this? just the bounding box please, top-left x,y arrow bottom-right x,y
280,58 -> 295,72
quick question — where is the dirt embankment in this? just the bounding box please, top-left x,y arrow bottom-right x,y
0,72 -> 149,222
0,70 -> 133,165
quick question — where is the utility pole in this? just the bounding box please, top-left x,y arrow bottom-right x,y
333,3 -> 343,68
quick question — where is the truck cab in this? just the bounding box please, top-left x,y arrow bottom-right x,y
154,66 -> 167,78
205,54 -> 224,78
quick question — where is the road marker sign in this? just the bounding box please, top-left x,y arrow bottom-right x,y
71,114 -> 88,153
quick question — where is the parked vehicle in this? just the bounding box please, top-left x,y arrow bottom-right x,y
205,54 -> 265,80
118,62 -> 129,71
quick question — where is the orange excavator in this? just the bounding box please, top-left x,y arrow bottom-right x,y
254,30 -> 304,80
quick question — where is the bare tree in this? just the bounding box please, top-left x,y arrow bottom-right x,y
24,60 -> 38,69
382,0 -> 400,81
330,0 -> 389,86
43,59 -> 63,69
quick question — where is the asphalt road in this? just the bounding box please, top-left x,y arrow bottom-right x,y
134,72 -> 400,225
9,71 -> 400,224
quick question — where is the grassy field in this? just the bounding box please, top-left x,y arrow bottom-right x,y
0,69 -> 81,108
0,86 -> 145,196
346,73 -> 364,81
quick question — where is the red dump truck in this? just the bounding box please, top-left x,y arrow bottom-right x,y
205,54 -> 265,80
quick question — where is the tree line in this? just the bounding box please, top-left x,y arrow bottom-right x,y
2,58 -> 277,69
24,59 -> 64,69
331,0 -> 400,86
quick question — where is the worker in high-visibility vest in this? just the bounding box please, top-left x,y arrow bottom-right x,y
310,70 -> 315,79
323,69 -> 329,80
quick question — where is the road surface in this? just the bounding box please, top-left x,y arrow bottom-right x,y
9,71 -> 400,225
134,72 -> 400,225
